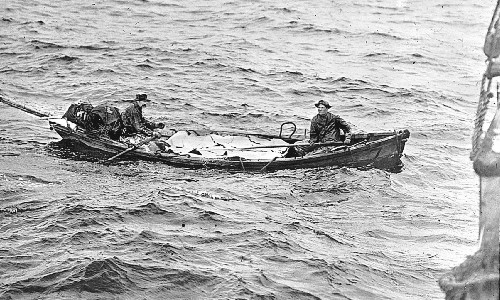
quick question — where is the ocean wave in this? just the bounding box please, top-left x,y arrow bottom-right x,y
236,66 -> 260,73
135,63 -> 154,69
57,204 -> 126,229
1,173 -> 59,185
0,199 -> 47,215
269,70 -> 304,76
282,20 -> 344,36
198,209 -> 226,222
59,204 -> 99,217
91,68 -> 118,74
21,20 -> 45,26
367,31 -> 405,41
0,256 -> 229,297
0,1 -> 490,299
78,44 -> 113,51
201,111 -> 241,118
69,257 -> 136,293
30,40 -> 116,52
31,39 -> 64,49
47,55 -> 80,63
365,52 -> 389,57
25,257 -> 137,294
250,271 -> 324,300
270,7 -> 297,14
127,202 -> 177,217
65,230 -> 103,245
301,24 -> 343,35
197,111 -> 280,127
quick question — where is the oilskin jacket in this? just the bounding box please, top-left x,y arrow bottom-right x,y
62,103 -> 93,129
88,105 -> 124,140
121,102 -> 157,136
310,112 -> 351,143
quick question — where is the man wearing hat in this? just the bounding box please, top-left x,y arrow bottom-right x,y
288,99 -> 351,157
310,99 -> 351,144
121,94 -> 165,136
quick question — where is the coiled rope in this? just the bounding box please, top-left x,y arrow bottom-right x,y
471,0 -> 500,160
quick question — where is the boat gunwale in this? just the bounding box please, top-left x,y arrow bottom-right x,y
48,119 -> 409,170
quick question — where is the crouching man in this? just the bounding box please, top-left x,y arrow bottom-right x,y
121,94 -> 165,136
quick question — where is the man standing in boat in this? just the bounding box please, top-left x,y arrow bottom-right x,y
121,94 -> 164,137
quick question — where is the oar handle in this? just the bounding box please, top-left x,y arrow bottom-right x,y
105,133 -> 161,163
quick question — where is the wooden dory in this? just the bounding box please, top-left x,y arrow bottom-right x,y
48,118 -> 410,172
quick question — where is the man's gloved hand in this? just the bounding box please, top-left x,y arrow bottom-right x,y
344,134 -> 351,145
141,128 -> 154,136
156,122 -> 165,129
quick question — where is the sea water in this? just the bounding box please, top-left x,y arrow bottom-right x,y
0,0 -> 496,299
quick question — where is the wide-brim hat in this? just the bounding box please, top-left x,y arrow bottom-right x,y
135,94 -> 150,101
124,94 -> 151,103
315,100 -> 331,109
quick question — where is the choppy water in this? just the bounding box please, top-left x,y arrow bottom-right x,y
0,0 -> 496,299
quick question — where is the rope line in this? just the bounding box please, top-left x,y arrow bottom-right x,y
471,0 -> 500,160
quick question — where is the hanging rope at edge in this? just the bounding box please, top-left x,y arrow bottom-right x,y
471,0 -> 500,160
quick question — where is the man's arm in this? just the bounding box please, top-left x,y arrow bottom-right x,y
336,116 -> 351,144
337,116 -> 351,133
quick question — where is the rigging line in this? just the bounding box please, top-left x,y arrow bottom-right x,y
471,0 -> 500,160
486,0 -> 500,34
471,76 -> 493,160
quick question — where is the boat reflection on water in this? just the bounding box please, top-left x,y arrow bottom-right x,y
46,139 -> 105,163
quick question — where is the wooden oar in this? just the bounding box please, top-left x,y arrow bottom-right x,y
0,96 -> 51,118
105,133 -> 161,163
199,141 -> 345,151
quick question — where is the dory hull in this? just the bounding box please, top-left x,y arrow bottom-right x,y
49,120 -> 410,172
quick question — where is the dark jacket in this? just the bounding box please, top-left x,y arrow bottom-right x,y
62,103 -> 94,129
310,112 -> 351,143
87,104 -> 123,140
121,102 -> 157,136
